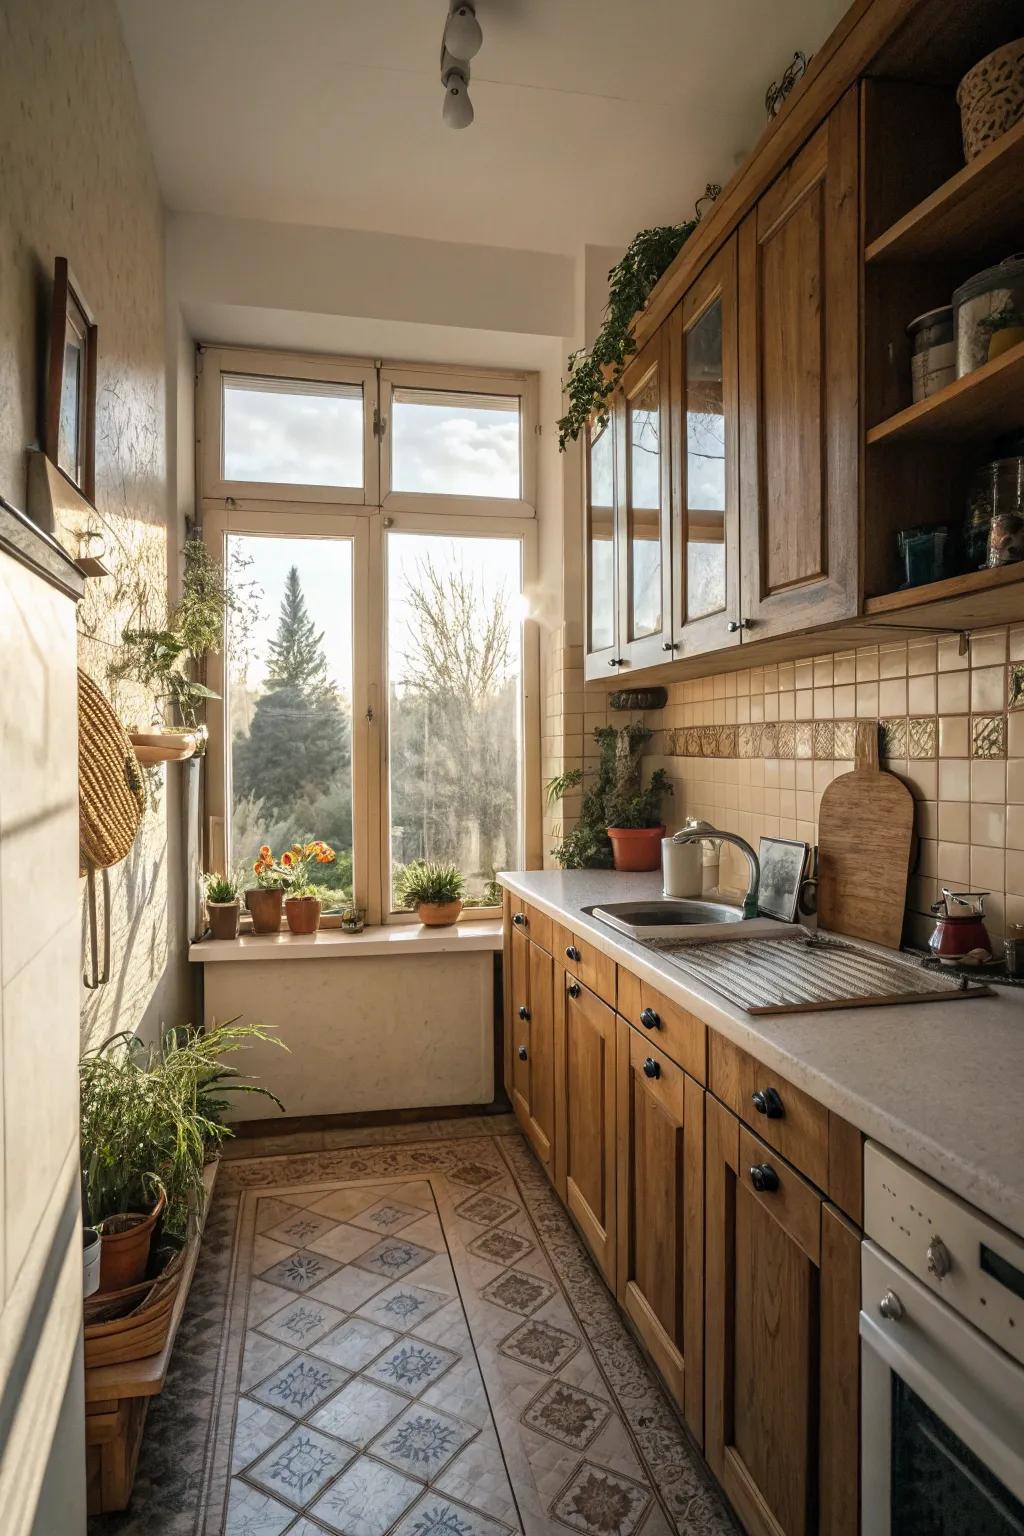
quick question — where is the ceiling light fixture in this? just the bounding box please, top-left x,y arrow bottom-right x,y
440,2 -> 481,129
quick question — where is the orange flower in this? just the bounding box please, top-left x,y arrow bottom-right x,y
282,851 -> 293,866
259,845 -> 271,858
252,861 -> 262,874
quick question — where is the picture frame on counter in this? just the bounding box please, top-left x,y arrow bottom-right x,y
44,256 -> 97,503
757,836 -> 809,924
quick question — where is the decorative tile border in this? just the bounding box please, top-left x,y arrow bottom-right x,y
666,714 -> 1008,762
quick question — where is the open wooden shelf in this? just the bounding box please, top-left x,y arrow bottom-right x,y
866,119 -> 1024,263
863,560 -> 1024,624
866,339 -> 1024,444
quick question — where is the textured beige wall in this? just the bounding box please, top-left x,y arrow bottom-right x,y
0,0 -> 189,1047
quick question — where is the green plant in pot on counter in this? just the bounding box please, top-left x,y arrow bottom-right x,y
80,1020 -> 285,1293
204,869 -> 242,941
548,723 -> 672,872
394,859 -> 467,927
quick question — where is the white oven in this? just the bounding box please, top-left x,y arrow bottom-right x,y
860,1142 -> 1024,1534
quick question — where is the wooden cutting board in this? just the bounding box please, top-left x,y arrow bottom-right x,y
817,722 -> 916,949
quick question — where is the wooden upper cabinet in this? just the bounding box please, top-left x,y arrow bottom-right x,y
585,414 -> 620,676
613,326 -> 673,671
705,1097 -> 860,1536
671,235 -> 741,658
616,1022 -> 704,1440
563,976 -> 617,1288
738,87 -> 860,640
510,942 -> 557,1174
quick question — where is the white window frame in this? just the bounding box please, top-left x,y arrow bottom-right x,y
380,363 -> 537,519
198,346 -> 541,928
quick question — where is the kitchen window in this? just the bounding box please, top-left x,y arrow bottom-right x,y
199,347 -> 539,926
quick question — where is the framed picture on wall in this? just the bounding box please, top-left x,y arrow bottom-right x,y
44,257 -> 97,502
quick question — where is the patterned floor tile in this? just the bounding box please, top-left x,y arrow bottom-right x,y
246,1423 -> 355,1507
224,1479 -> 294,1535
231,1399 -> 295,1474
309,1455 -> 422,1535
248,1279 -> 297,1326
349,1198 -> 426,1235
310,1317 -> 399,1372
241,1333 -> 297,1393
435,1426 -> 519,1525
370,1403 -> 478,1480
522,1380 -> 611,1451
308,1377 -> 408,1447
258,1296 -> 346,1349
549,1461 -> 652,1536
254,1198 -> 307,1235
357,1281 -> 452,1331
391,1491 -> 514,1536
282,1520 -> 334,1536
261,1211 -> 338,1248
250,1354 -> 349,1418
307,1222 -> 385,1265
454,1192 -> 521,1228
466,1228 -> 534,1267
259,1250 -> 342,1295
480,1269 -> 555,1318
354,1237 -> 435,1281
364,1336 -> 459,1396
499,1317 -> 581,1374
305,1263 -> 392,1312
445,1159 -> 504,1190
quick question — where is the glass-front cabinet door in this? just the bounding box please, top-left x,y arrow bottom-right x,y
614,328 -> 673,671
671,234 -> 740,656
585,415 -> 619,676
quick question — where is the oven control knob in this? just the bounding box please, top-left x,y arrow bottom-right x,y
879,1290 -> 904,1322
926,1236 -> 952,1280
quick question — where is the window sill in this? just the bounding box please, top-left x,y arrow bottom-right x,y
188,920 -> 503,964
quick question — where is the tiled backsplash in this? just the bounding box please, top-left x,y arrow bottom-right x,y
647,627 -> 1024,949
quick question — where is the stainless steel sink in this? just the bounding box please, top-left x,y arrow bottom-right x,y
584,898 -> 799,944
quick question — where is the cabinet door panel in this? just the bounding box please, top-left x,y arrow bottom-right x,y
615,327 -> 673,671
509,926 -> 531,1105
739,88 -> 859,639
585,417 -> 620,677
524,943 -> 556,1170
565,979 -> 617,1287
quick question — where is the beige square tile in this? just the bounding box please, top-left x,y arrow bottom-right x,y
794,660 -> 813,690
1009,712 -> 1024,757
1010,628 -> 1024,663
833,652 -> 856,685
795,757 -> 813,789
970,629 -> 1007,669
856,682 -> 879,718
778,690 -> 795,721
763,664 -> 779,694
938,760 -> 970,801
970,803 -> 1005,848
763,692 -> 780,722
813,688 -> 834,719
856,647 -> 879,682
971,666 -> 1007,713
907,639 -> 937,677
1009,759 -> 1024,804
907,675 -> 936,715
918,839 -> 938,877
938,716 -> 968,757
1007,849 -> 1024,896
813,656 -> 833,688
879,644 -> 907,679
795,689 -> 813,720
778,662 -> 794,692
971,845 -> 1004,890
937,672 -> 969,713
918,801 -> 938,839
937,635 -> 969,673
833,684 -> 855,716
750,696 -> 765,723
971,760 -> 1006,804
905,759 -> 937,800
938,801 -> 970,841
879,678 -> 907,716
1007,805 -> 1024,851
937,842 -> 970,883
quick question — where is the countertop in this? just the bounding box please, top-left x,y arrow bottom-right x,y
498,869 -> 1024,1238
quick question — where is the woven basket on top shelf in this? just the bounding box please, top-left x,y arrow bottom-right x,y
77,669 -> 145,870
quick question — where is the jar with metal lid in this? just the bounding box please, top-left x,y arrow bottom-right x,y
906,305 -> 954,402
967,456 -> 1024,568
952,254 -> 1024,377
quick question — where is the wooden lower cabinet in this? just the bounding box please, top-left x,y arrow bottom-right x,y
704,1094 -> 860,1536
510,941 -> 556,1173
616,1021 -> 704,1440
562,976 -> 617,1288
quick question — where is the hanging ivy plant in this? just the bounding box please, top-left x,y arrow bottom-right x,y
557,184 -> 720,452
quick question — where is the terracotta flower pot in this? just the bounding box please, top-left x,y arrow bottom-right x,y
417,899 -> 463,927
285,896 -> 322,935
607,825 -> 665,872
83,1227 -> 101,1298
98,1193 -> 165,1293
246,887 -> 283,934
208,900 -> 240,940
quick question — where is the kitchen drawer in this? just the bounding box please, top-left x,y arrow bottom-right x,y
509,902 -> 552,953
738,1122 -> 822,1264
617,968 -> 706,1083
557,924 -> 616,1007
709,1032 -> 829,1191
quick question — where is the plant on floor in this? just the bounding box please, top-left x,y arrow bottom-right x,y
557,187 -> 719,451
547,723 -> 672,870
80,1020 -> 286,1257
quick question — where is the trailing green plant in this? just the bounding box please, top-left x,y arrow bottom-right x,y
547,723 -> 672,867
557,187 -> 719,451
204,870 -> 241,903
111,538 -> 239,731
80,1020 -> 285,1245
394,859 -> 467,909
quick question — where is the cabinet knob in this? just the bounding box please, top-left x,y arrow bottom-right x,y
567,981 -> 581,999
727,618 -> 752,633
565,944 -> 581,962
749,1162 -> 779,1193
608,657 -> 625,667
518,1045 -> 528,1062
662,641 -> 676,652
879,1290 -> 904,1322
927,1237 -> 952,1280
751,1086 -> 784,1119
512,911 -> 527,927
639,1007 -> 661,1030
518,1005 -> 530,1021
643,1057 -> 660,1080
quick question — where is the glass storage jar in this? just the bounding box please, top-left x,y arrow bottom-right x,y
952,254 -> 1024,377
967,456 -> 1024,568
906,305 -> 955,401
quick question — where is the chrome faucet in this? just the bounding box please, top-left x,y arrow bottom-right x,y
671,825 -> 760,920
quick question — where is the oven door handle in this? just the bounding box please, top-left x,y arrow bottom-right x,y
860,1309 -> 1024,1505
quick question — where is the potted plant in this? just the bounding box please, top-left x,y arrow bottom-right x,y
80,1020 -> 285,1291
547,723 -> 672,872
395,860 -> 466,926
246,846 -> 289,933
204,870 -> 242,940
280,840 -> 337,934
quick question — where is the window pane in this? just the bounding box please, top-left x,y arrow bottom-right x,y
388,532 -> 522,908
588,422 -> 614,652
685,300 -> 726,619
628,369 -> 662,639
391,388 -> 521,499
222,375 -> 363,487
226,534 -> 354,907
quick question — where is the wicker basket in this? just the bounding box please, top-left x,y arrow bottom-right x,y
77,670 -> 145,870
957,38 -> 1024,161
84,1247 -> 185,1369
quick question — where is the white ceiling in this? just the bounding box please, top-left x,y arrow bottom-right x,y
118,0 -> 849,257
